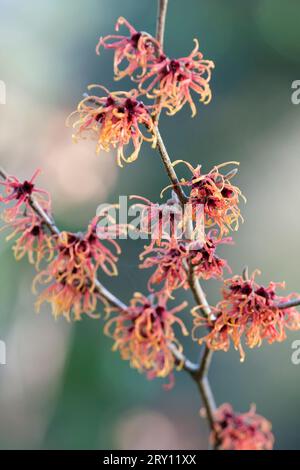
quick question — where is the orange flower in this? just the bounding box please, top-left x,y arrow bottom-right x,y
35,278 -> 103,322
192,270 -> 300,361
211,403 -> 274,450
139,40 -> 214,116
2,212 -> 54,269
105,292 -> 188,387
140,232 -> 232,295
33,217 -> 121,320
129,194 -> 185,245
68,86 -> 156,167
162,160 -> 245,237
188,232 -> 232,280
0,169 -> 51,222
96,17 -> 160,80
140,239 -> 188,294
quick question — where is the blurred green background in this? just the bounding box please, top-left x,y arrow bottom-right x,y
0,0 -> 300,450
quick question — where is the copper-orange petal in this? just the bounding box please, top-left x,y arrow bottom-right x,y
34,278 -> 102,321
104,292 -> 188,387
96,17 -> 160,80
139,39 -> 214,117
68,87 -> 156,167
211,403 -> 274,450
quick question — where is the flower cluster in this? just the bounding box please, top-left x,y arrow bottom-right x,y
68,87 -> 156,167
70,17 -> 214,166
33,217 -> 121,321
2,213 -> 54,269
96,17 -> 160,80
0,169 -> 50,222
131,160 -> 241,300
98,17 -> 214,116
0,171 -> 122,321
105,292 -> 188,388
0,169 -> 54,269
139,39 -> 214,116
140,232 -> 232,296
192,270 -> 300,361
163,160 -> 245,238
211,403 -> 274,450
129,194 -> 185,244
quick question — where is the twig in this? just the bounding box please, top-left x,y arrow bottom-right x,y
153,1 -> 168,125
277,298 -> 300,309
155,127 -> 188,205
156,0 -> 169,47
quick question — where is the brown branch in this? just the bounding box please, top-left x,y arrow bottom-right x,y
277,298 -> 300,309
153,1 -> 168,125
155,127 -> 188,205
156,0 -> 169,48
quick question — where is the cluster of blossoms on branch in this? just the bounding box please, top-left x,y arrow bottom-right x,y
1,13 -> 300,451
68,17 -> 214,166
0,171 -> 122,320
193,270 -> 300,362
105,292 -> 188,389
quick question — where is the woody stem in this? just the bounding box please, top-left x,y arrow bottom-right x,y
155,127 -> 219,440
156,0 -> 169,47
155,127 -> 188,204
154,0 -> 218,444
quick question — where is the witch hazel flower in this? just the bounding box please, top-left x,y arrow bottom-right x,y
140,231 -> 232,296
96,17 -> 160,80
140,238 -> 189,294
139,39 -> 214,117
162,160 -> 245,237
0,169 -> 51,222
188,231 -> 232,280
192,270 -> 300,361
68,86 -> 156,167
1,212 -> 55,269
34,279 -> 104,322
33,217 -> 121,320
105,292 -> 188,388
129,194 -> 185,245
210,403 -> 274,450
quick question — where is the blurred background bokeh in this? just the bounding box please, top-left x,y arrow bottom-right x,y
0,0 -> 300,450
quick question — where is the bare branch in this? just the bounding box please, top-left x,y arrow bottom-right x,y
277,298 -> 300,309
155,127 -> 188,205
156,0 -> 169,47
